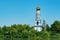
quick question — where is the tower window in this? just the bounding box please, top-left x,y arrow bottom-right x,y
37,21 -> 39,25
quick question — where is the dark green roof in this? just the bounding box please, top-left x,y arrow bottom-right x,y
36,6 -> 40,10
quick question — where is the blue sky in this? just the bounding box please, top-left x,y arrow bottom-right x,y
0,0 -> 60,26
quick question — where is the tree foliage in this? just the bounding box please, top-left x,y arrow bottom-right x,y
0,20 -> 60,40
51,20 -> 60,33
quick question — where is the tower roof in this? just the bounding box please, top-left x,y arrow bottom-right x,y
36,6 -> 40,10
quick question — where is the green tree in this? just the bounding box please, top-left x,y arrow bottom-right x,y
46,24 -> 50,31
51,20 -> 60,33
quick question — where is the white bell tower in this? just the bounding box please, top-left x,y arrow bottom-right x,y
34,6 -> 42,31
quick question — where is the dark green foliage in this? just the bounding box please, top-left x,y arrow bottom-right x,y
51,20 -> 60,33
0,20 -> 60,40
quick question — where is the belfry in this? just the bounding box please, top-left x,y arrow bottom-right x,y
34,6 -> 42,31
